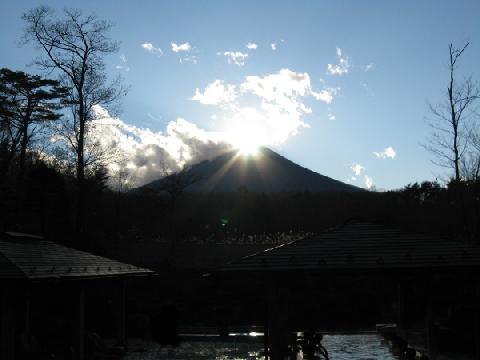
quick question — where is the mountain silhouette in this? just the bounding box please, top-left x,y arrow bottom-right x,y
142,147 -> 361,193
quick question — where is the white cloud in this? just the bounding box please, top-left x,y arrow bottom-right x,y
91,105 -> 231,187
170,42 -> 197,64
349,163 -> 375,190
179,55 -> 198,64
246,42 -> 258,50
223,51 -> 249,66
311,88 -> 337,104
373,146 -> 396,159
351,163 -> 365,176
193,69 -> 336,146
191,80 -> 236,105
328,113 -> 336,121
364,63 -> 374,72
141,42 -> 163,56
171,42 -> 191,53
364,175 -> 375,189
271,39 -> 284,51
350,162 -> 375,190
327,47 -> 350,76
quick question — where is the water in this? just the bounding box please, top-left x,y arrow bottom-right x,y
124,334 -> 400,360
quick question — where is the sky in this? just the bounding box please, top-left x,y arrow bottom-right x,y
1,0 -> 479,190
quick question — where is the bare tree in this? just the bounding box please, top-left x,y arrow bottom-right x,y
426,42 -> 480,182
22,6 -> 127,231
461,128 -> 480,181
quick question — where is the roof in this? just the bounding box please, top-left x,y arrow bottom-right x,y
219,222 -> 480,273
0,232 -> 154,280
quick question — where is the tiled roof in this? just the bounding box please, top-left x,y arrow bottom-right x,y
220,222 -> 480,273
0,232 -> 154,280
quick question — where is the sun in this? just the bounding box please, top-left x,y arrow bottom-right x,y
227,127 -> 263,156
234,139 -> 259,156
224,109 -> 268,156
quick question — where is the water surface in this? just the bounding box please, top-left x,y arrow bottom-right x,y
124,334 -> 400,360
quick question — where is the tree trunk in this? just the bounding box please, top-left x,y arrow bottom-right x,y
76,97 -> 86,235
449,69 -> 460,182
18,120 -> 29,186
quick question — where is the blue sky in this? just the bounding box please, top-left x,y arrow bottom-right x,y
1,1 -> 479,189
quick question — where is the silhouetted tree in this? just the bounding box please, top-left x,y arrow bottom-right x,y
159,166 -> 201,208
22,6 -> 127,232
0,68 -> 66,184
26,163 -> 66,236
426,42 -> 480,181
461,129 -> 480,180
153,166 -> 201,254
0,78 -> 17,182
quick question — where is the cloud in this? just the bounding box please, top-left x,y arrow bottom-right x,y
179,55 -> 198,64
193,69 -> 336,146
171,42 -> 191,53
327,47 -> 350,75
191,80 -> 236,105
91,105 -> 231,187
141,42 -> 163,56
351,163 -> 365,176
373,146 -> 396,159
271,39 -> 284,51
246,42 -> 258,50
350,162 -> 375,190
311,88 -> 337,104
170,42 -> 198,64
364,63 -> 374,72
223,51 -> 248,66
115,54 -> 130,72
364,175 -> 375,189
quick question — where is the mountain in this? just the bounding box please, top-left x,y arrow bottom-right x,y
142,147 -> 361,193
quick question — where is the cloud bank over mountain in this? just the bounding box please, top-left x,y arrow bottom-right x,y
90,106 -> 231,187
89,68 -> 338,187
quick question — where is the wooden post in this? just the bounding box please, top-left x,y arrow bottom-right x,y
116,277 -> 127,348
397,280 -> 408,342
0,288 -> 15,360
475,281 -> 480,360
25,287 -> 31,335
264,299 -> 269,360
425,296 -> 436,360
73,285 -> 85,360
268,285 -> 289,360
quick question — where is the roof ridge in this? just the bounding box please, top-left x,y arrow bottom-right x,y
0,251 -> 28,279
0,234 -> 153,280
4,231 -> 44,240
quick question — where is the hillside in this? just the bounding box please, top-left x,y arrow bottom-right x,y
143,147 -> 361,193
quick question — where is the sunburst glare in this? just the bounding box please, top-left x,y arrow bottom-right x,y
225,110 -> 267,156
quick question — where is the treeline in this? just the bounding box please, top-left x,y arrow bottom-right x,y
2,166 -> 480,254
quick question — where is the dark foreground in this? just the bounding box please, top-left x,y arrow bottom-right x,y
124,334 -> 400,360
